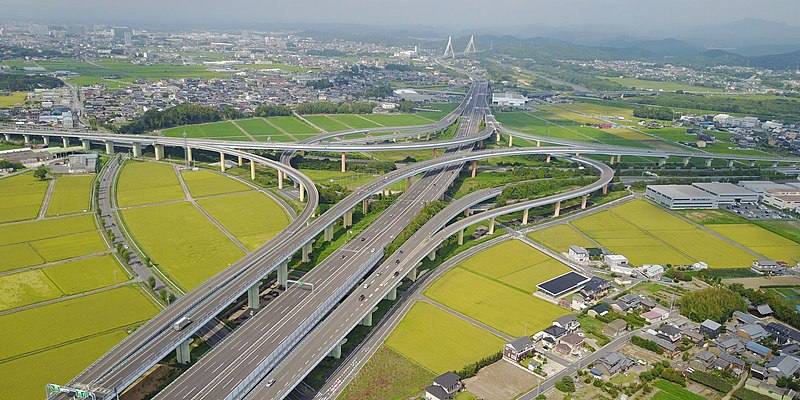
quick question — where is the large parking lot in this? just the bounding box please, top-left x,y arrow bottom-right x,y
723,202 -> 792,220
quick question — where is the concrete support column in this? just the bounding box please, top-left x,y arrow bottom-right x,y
81,139 -> 90,151
132,142 -> 142,158
495,130 -> 501,142
329,338 -> 347,359
235,155 -> 242,167
617,154 -> 622,163
341,152 -> 346,173
432,148 -> 438,158
603,184 -> 609,195
302,242 -> 312,263
750,160 -> 756,167
299,184 -> 306,202
42,136 -> 50,146
386,285 -> 399,301
457,229 -> 464,246
471,160 -> 477,178
536,140 -> 541,147
104,141 -> 114,155
581,194 -> 589,209
728,160 -> 735,168
575,152 -> 580,158
154,144 -> 164,160
406,265 -> 418,282
417,133 -> 421,140
522,208 -> 530,225
247,282 -> 261,309
426,132 -> 431,141
250,160 -> 256,180
324,224 -> 334,242
546,154 -> 551,163
772,161 -> 779,168
277,170 -> 284,190
405,177 -> 412,190
219,152 -> 226,172
23,134 -> 30,144
489,217 -> 496,235
186,147 -> 193,163
362,199 -> 369,214
277,262 -> 288,287
683,156 -> 691,166
554,200 -> 562,217
428,249 -> 436,261
705,159 -> 713,167
360,307 -> 379,327
3,133 -> 10,141
343,210 -> 353,228
176,338 -> 193,365
610,155 -> 615,165
658,157 -> 667,166
508,135 -> 513,147
62,137 -> 69,148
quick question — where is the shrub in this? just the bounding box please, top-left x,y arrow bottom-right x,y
689,370 -> 734,393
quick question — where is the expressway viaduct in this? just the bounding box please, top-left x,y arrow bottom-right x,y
35,77 -> 798,399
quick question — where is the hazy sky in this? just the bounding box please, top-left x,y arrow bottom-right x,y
1,0 -> 797,32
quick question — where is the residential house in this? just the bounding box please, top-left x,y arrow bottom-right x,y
734,311 -> 759,325
683,330 -> 704,344
557,333 -> 584,356
571,294 -> 587,311
755,304 -> 774,318
752,259 -> 783,275
766,354 -> 800,379
717,352 -> 747,373
540,325 -> 567,341
747,341 -> 773,358
596,352 -> 636,377
568,245 -> 589,262
553,315 -> 580,332
642,264 -> 665,279
690,350 -> 718,371
713,338 -> 745,355
737,324 -> 770,341
745,378 -> 796,400
580,276 -> 611,300
766,322 -> 800,344
587,303 -> 610,318
504,336 -> 535,363
641,307 -> 670,324
657,325 -> 683,343
639,333 -> 677,355
700,319 -> 722,339
425,385 -> 450,400
603,319 -> 628,337
430,372 -> 461,398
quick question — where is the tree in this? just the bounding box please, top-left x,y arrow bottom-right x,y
555,376 -> 576,393
33,166 -> 49,181
147,276 -> 156,289
679,287 -> 747,323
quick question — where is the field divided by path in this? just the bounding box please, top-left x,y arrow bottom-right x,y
197,191 -> 290,251
117,162 -> 185,207
46,175 -> 94,216
0,172 -> 49,223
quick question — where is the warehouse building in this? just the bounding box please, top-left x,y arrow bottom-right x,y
645,185 -> 718,209
692,182 -> 759,204
491,92 -> 528,108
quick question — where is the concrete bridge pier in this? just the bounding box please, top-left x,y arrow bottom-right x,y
81,139 -> 90,151
728,160 -> 735,168
574,152 -> 580,158
471,160 -> 477,178
683,156 -> 691,166
219,152 -> 226,172
428,249 -> 436,261
277,261 -> 288,287
705,159 -> 713,167
658,157 -> 667,166
247,282 -> 261,309
299,184 -> 306,202
237,155 -> 243,167
362,199 -> 369,214
176,337 -> 193,365
132,142 -> 142,158
426,132 -> 431,141
61,137 -> 69,148
42,136 -> 50,146
488,217 -> 496,235
154,144 -> 164,160
536,140 -> 541,147
457,229 -> 464,245
407,264 -> 419,282
546,154 -> 551,163
522,209 -> 529,225
772,161 -> 779,168
104,141 -> 114,155
23,134 -> 30,144
581,194 -> 589,209
186,146 -> 193,163
616,154 -> 622,163
750,160 -> 756,167
324,224 -> 334,242
360,306 -> 379,327
3,133 -> 9,141
386,283 -> 401,301
602,183 -> 608,195
405,177 -> 412,190
302,242 -> 312,263
609,155 -> 615,165
432,148 -> 438,158
554,200 -> 562,217
508,135 -> 513,147
250,160 -> 256,180
417,133 -> 421,140
277,170 -> 284,190
343,210 -> 353,228
341,152 -> 346,172
329,338 -> 348,359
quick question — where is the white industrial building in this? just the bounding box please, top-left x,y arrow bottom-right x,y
692,182 -> 759,204
763,188 -> 800,210
645,185 -> 718,209
491,92 -> 528,108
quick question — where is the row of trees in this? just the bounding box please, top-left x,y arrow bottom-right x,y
291,156 -> 395,174
625,92 -> 800,120
295,101 -> 376,115
495,177 -> 596,206
729,283 -> 800,331
385,201 -> 447,256
253,104 -> 292,117
632,106 -> 677,121
119,103 -> 242,134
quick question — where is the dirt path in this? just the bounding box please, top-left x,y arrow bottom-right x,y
37,178 -> 56,219
261,118 -> 301,141
230,120 -> 260,142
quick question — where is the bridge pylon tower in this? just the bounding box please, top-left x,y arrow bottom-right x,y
464,35 -> 477,53
443,36 -> 455,58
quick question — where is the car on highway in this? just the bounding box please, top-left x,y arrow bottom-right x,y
172,316 -> 192,331
363,283 -> 370,289
359,294 -> 365,301
266,378 -> 276,387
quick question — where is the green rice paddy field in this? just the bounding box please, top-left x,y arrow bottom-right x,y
180,169 -> 251,197
117,162 -> 184,207
197,191 -> 290,251
46,175 -> 94,216
0,172 -> 49,223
